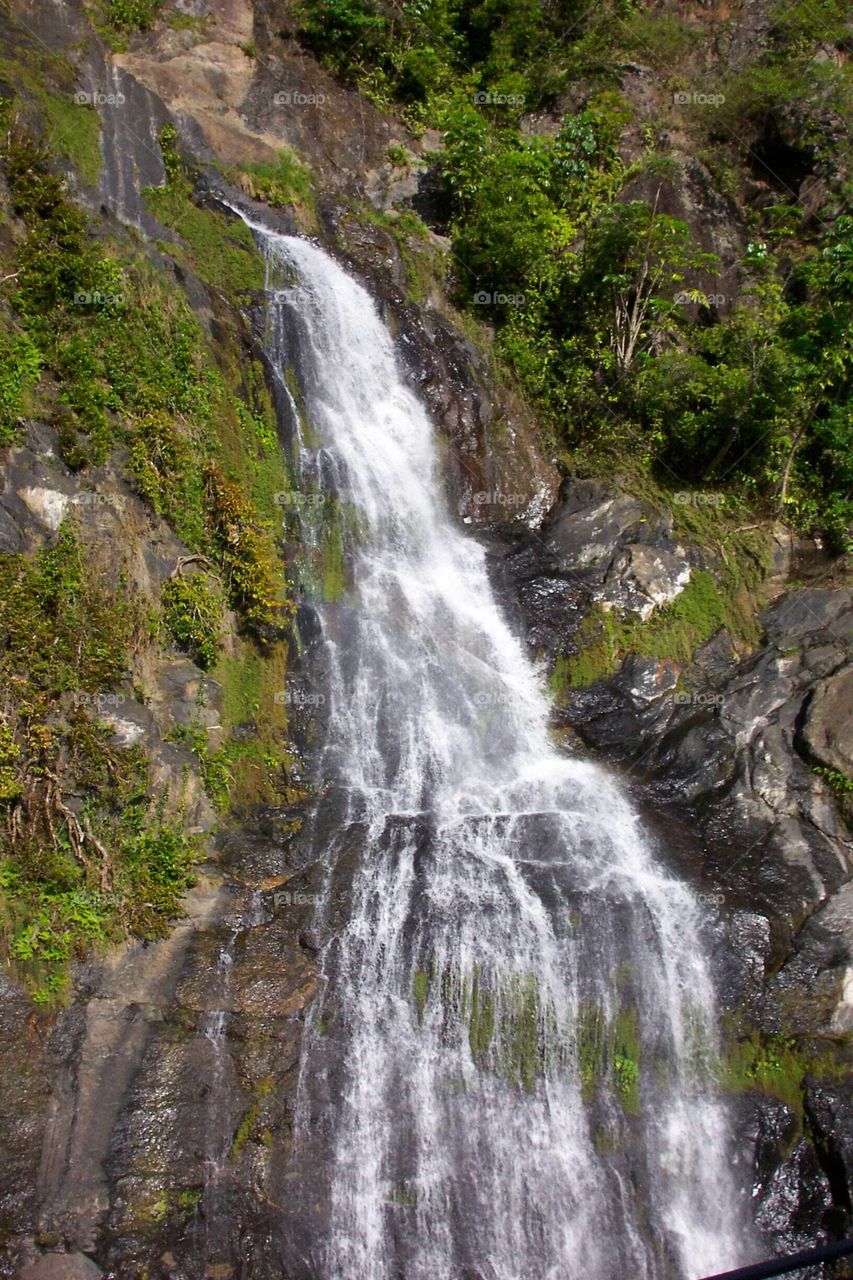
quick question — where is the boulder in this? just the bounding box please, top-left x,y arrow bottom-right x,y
18,1255 -> 102,1280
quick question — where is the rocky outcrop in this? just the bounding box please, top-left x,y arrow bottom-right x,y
646,590 -> 852,950
542,479 -> 698,619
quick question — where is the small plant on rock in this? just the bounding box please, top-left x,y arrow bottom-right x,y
161,570 -> 224,670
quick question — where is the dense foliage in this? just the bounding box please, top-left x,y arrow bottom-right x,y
0,112 -> 291,635
0,525 -> 197,1002
295,0 -> 852,550
0,105 -> 296,997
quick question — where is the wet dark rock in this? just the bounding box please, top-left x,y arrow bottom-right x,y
799,666 -> 853,779
0,972 -> 52,1256
804,1083 -> 853,1236
560,654 -> 680,755
762,880 -> 853,1037
753,1134 -> 833,1267
514,476 -> 701,640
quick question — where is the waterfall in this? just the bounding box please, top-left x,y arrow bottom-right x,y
245,215 -> 752,1280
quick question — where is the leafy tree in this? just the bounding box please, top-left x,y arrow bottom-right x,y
572,194 -> 718,376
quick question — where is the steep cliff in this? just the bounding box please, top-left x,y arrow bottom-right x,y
0,0 -> 849,1277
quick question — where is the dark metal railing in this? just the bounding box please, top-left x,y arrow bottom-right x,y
699,1237 -> 853,1280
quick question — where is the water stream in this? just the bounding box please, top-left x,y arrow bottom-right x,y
245,216 -> 751,1280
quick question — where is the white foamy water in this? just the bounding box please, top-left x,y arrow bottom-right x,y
246,217 -> 750,1280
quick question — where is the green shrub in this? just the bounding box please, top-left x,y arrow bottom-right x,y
204,462 -> 291,640
812,767 -> 853,795
127,411 -> 207,548
235,150 -> 315,213
617,10 -> 699,64
0,522 -> 199,1002
107,0 -> 162,31
161,574 -> 224,670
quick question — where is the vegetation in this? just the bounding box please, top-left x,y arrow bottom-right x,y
0,104 -> 297,999
292,0 -> 852,552
104,0 -> 163,33
812,767 -> 853,795
717,1024 -> 849,1130
550,540 -> 767,693
204,462 -> 292,640
161,573 -> 224,670
1,115 -> 291,634
0,328 -> 42,445
233,150 -> 316,219
0,524 -> 197,1002
231,1077 -> 275,1161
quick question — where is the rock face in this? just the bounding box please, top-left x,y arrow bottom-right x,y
542,480 -> 696,619
645,590 -> 853,952
0,0 -> 851,1275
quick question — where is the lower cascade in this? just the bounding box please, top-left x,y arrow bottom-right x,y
247,217 -> 753,1280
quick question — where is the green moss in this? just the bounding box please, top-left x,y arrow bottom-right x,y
390,1182 -> 417,1206
552,553 -> 767,695
175,1188 -> 202,1214
321,499 -> 346,602
550,608 -> 623,692
127,1183 -> 201,1227
577,1001 -> 607,1100
611,1005 -> 641,1114
0,327 -> 42,445
231,1076 -> 275,1160
39,91 -> 103,187
468,968 -> 497,1063
716,1028 -> 850,1123
283,365 -> 320,452
145,179 -> 265,297
212,642 -> 301,808
505,975 -> 542,1094
414,958 -> 649,1109
0,56 -> 101,187
718,1032 -> 805,1118
413,966 -> 430,1025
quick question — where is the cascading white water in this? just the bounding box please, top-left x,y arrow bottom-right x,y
247,215 -> 751,1280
